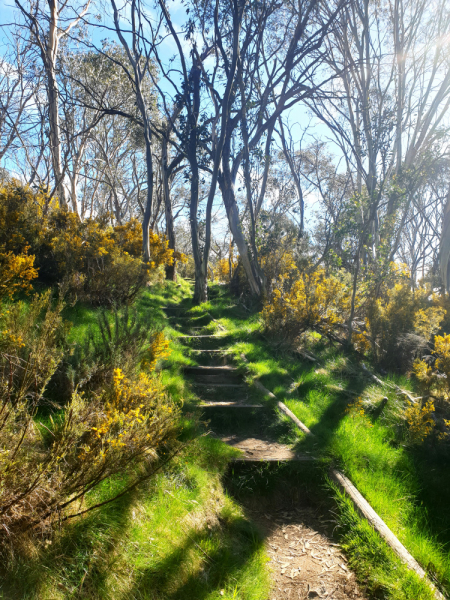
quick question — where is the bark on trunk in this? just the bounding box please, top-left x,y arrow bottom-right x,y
47,0 -> 66,206
220,136 -> 263,297
188,61 -> 208,304
162,136 -> 177,281
141,120 -> 153,261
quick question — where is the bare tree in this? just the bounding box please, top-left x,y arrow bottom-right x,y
308,0 -> 450,337
192,0 -> 347,297
0,29 -> 40,168
14,0 -> 91,204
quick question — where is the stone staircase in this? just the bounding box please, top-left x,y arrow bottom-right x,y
166,305 -> 315,463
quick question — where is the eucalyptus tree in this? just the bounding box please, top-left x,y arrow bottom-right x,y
81,114 -> 148,221
306,0 -> 450,336
14,0 -> 91,205
153,0 -> 347,301
60,45 -> 156,219
0,29 -> 40,168
187,0 -> 348,297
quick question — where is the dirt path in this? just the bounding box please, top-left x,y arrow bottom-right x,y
240,486 -> 367,600
168,305 -> 368,600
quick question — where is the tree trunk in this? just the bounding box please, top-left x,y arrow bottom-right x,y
46,0 -> 66,206
188,61 -> 208,304
162,136 -> 177,281
141,120 -> 153,261
220,136 -> 263,297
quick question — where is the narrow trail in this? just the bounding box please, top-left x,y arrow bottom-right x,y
165,303 -> 367,600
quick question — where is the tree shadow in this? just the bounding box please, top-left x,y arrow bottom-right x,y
0,480 -> 140,599
286,357 -> 450,592
121,515 -> 265,600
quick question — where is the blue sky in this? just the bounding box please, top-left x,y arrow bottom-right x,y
0,0 -> 326,235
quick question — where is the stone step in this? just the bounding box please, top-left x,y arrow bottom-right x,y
200,402 -> 262,407
184,366 -> 238,374
181,327 -> 211,335
192,384 -> 248,402
221,436 -> 316,463
186,366 -> 242,385
168,313 -> 209,321
192,382 -> 245,389
189,349 -> 226,353
188,350 -> 229,364
177,334 -> 225,339
194,375 -> 242,385
232,455 -> 316,463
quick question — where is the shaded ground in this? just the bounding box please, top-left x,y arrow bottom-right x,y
242,488 -> 367,600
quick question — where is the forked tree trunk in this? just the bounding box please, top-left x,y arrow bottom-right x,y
220,138 -> 264,297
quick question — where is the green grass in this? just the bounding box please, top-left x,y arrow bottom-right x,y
0,280 -> 271,600
192,283 -> 450,599
4,279 -> 449,599
0,438 -> 269,600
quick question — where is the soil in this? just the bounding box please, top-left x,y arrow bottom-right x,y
240,487 -> 368,600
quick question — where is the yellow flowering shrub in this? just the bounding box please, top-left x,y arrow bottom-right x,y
213,242 -> 238,283
404,400 -> 435,444
0,183 -> 49,255
262,268 -> 346,343
345,397 -> 374,428
0,185 -> 186,305
0,247 -> 38,300
0,294 -> 180,540
112,219 -> 143,257
48,211 -> 115,275
81,367 -> 178,460
359,263 -> 446,367
413,307 -> 447,340
141,331 -> 171,371
214,258 -> 231,282
74,248 -> 149,306
413,334 -> 450,401
113,219 -> 186,268
352,327 -> 372,354
51,218 -> 186,302
261,249 -> 299,289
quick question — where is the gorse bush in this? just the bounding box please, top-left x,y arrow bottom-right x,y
413,334 -> 450,403
66,307 -> 171,397
0,183 -> 183,305
262,257 -> 448,376
0,248 -> 38,300
404,399 -> 436,444
0,291 -> 179,545
46,213 -> 177,305
213,242 -> 238,283
361,264 -> 446,369
262,267 -> 346,344
86,367 -> 177,458
0,183 -> 49,256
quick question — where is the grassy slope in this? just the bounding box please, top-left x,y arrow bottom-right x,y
0,280 -> 270,600
4,279 -> 448,600
202,283 -> 449,600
